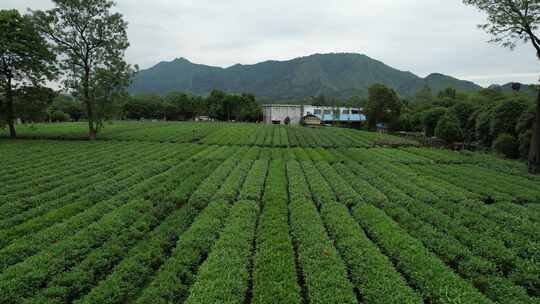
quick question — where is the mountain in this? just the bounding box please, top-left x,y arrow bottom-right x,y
499,83 -> 538,97
129,53 -> 482,99
424,73 -> 481,93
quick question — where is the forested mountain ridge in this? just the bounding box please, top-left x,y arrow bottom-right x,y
129,53 -> 483,99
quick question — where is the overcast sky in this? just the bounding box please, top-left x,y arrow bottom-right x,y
3,0 -> 539,86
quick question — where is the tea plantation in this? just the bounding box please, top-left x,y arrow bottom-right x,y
0,122 -> 539,304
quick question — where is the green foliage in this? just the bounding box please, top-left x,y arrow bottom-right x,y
493,133 -> 520,159
49,95 -> 85,121
0,10 -> 56,85
449,100 -> 476,139
124,94 -> 165,120
130,53 -> 481,99
310,161 -> 423,303
422,107 -> 447,137
123,90 -> 261,122
238,160 -> 268,201
366,84 -> 402,130
2,126 -> 540,303
135,201 -> 232,304
490,98 -> 530,138
13,86 -> 56,123
50,110 -> 71,122
435,113 -> 464,144
475,106 -> 496,146
517,106 -> 536,159
34,0 -> 133,138
438,87 -> 457,99
463,0 -> 540,56
0,9 -> 56,136
184,201 -> 259,304
163,91 -> 197,120
252,160 -> 301,304
287,161 -> 358,304
463,0 -> 540,173
352,203 -> 493,304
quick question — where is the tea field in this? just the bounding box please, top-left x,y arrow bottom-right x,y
0,123 -> 539,304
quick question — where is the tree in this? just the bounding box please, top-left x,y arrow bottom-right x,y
435,113 -> 464,144
490,97 -> 530,138
415,85 -> 434,104
366,84 -> 402,130
517,104 -> 536,158
237,93 -> 262,122
493,133 -> 520,159
49,95 -> 85,121
449,100 -> 477,141
206,90 -> 226,120
438,87 -> 457,99
0,9 -> 56,138
463,0 -> 540,173
14,86 -> 56,123
124,94 -> 164,120
34,0 -> 132,140
422,107 -> 447,137
164,92 -> 196,121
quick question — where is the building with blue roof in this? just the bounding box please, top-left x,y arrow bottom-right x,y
263,104 -> 366,126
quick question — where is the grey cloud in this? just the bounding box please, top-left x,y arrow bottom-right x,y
2,0 -> 538,86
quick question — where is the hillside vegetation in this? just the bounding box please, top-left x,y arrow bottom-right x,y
129,53 -> 482,99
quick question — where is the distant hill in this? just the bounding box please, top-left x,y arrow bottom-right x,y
129,53 -> 482,99
497,83 -> 538,97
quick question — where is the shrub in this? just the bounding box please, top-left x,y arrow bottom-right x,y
490,98 -> 530,138
435,113 -> 463,144
183,201 -> 259,304
422,107 -> 447,137
493,133 -> 519,159
50,110 -> 71,122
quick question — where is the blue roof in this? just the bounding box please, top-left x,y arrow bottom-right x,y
316,113 -> 366,122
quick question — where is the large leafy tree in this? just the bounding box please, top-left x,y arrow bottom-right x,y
14,86 -> 57,123
34,0 -> 133,139
464,0 -> 540,173
366,84 -> 402,130
0,9 -> 56,138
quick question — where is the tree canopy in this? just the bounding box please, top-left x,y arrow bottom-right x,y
464,0 -> 540,173
464,0 -> 540,56
34,0 -> 134,139
0,9 -> 56,137
366,84 -> 402,130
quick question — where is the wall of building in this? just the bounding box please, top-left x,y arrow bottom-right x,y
303,105 -> 365,122
263,105 -> 303,125
262,104 -> 366,125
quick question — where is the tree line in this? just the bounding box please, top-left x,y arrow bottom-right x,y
365,84 -> 536,159
365,0 -> 540,174
0,89 -> 262,123
120,90 -> 261,122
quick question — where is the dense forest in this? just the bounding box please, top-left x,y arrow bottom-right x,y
364,84 -> 537,160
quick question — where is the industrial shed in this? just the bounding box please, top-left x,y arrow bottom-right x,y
263,104 -> 366,126
262,104 -> 304,125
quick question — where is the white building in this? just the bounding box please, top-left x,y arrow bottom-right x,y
262,104 -> 304,125
262,104 -> 365,125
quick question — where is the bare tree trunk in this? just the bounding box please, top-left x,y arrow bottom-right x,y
528,87 -> 540,174
83,66 -> 96,140
6,77 -> 16,138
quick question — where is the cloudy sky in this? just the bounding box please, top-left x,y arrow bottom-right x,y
3,0 -> 539,86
